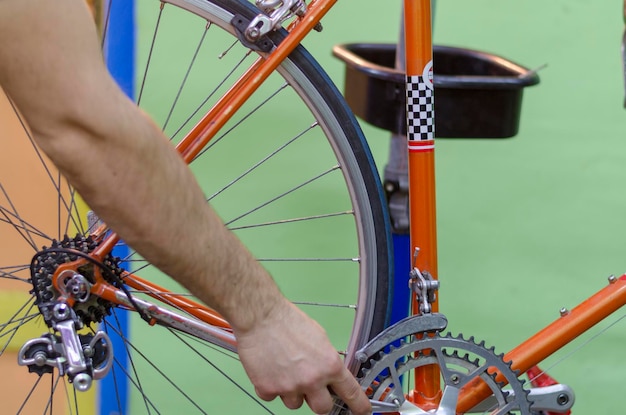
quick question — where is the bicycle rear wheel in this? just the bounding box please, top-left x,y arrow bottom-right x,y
0,0 -> 393,413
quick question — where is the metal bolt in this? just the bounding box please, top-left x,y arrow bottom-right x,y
73,373 -> 93,392
608,275 -> 618,284
83,345 -> 93,358
559,307 -> 569,317
53,303 -> 70,320
450,374 -> 460,385
33,351 -> 48,367
246,27 -> 260,40
557,393 -> 570,406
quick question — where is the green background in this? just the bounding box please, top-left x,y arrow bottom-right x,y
310,1 -> 626,412
134,0 -> 626,413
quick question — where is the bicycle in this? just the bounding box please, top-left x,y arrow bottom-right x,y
0,0 -> 624,414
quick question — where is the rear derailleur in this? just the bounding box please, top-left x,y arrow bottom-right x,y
17,301 -> 114,391
18,236 -> 117,391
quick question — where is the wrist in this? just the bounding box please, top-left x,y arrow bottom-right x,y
229,281 -> 290,336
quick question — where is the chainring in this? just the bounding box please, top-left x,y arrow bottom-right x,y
359,333 -> 532,414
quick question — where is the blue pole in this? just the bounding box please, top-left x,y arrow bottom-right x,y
390,233 -> 411,326
100,1 -> 135,414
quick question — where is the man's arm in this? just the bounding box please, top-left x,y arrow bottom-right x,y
0,0 -> 371,413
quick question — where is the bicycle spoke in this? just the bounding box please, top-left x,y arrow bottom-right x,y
0,298 -> 39,353
258,257 -> 357,262
137,2 -> 165,106
225,165 -> 342,226
108,311 -> 154,415
0,183 -> 38,251
169,329 -> 275,414
0,311 -> 39,342
161,22 -> 211,132
43,372 -> 61,415
206,117 -> 313,201
294,301 -> 356,309
5,98 -> 83,237
194,83 -> 291,162
100,0 -> 114,50
229,210 -> 353,231
0,205 -> 51,242
0,263 -> 32,283
103,319 -> 207,414
16,374 -> 44,415
169,50 -> 254,141
62,182 -> 86,237
98,324 -> 125,415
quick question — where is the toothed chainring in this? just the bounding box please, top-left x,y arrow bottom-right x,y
358,333 -> 532,414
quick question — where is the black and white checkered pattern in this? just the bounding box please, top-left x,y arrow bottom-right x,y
406,75 -> 434,141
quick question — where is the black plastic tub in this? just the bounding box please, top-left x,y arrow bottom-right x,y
332,43 -> 540,138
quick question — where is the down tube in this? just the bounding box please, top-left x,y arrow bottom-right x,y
403,0 -> 440,408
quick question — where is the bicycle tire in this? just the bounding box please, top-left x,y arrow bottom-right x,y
0,0 -> 393,413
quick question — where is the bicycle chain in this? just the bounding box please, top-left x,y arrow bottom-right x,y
359,332 -> 532,414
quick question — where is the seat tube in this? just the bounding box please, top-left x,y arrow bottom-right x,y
403,0 -> 440,408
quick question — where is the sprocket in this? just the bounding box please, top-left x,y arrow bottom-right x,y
30,234 -> 124,326
359,333 -> 532,414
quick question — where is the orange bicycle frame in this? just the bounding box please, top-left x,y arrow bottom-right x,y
53,0 -> 626,412
402,0 -> 442,409
401,0 -> 626,411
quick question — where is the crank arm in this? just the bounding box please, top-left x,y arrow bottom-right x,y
368,399 -> 428,414
469,384 -> 575,413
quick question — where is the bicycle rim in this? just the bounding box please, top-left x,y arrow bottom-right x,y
0,0 -> 392,413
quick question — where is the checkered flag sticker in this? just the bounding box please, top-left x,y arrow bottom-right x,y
406,75 -> 434,141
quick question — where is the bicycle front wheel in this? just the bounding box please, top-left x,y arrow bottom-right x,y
0,0 -> 393,413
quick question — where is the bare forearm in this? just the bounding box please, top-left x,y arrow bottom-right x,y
37,95 -> 284,332
0,0 -> 285,334
0,3 -> 373,413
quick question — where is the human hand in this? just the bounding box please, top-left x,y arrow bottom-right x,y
235,300 -> 372,415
